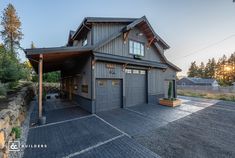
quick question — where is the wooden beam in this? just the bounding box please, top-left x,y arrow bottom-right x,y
38,54 -> 43,119
123,31 -> 130,44
69,78 -> 72,100
147,37 -> 155,48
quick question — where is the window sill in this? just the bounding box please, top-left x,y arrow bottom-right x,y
133,55 -> 143,60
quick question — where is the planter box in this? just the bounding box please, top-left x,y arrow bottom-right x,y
159,98 -> 181,107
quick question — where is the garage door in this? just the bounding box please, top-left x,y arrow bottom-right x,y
96,79 -> 122,112
125,69 -> 146,107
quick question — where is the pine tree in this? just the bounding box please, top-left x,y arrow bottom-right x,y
211,58 -> 217,78
198,62 -> 205,78
187,61 -> 199,77
228,52 -> 235,83
216,54 -> 228,85
205,58 -> 217,78
0,3 -> 23,56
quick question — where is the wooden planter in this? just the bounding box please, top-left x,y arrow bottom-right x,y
159,98 -> 181,107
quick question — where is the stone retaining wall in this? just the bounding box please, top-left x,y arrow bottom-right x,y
0,85 -> 34,158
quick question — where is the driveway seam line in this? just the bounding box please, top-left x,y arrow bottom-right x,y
43,104 -> 80,112
94,114 -> 131,138
63,134 -> 125,158
30,114 -> 94,129
125,108 -> 170,123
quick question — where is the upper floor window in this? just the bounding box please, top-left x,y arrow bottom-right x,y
82,36 -> 88,46
129,40 -> 144,56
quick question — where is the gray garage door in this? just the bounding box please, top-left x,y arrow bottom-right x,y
125,69 -> 146,107
96,79 -> 122,112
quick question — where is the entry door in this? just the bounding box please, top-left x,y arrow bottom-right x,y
125,69 -> 146,107
96,79 -> 122,112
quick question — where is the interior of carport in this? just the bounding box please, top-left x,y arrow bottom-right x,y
26,48 -> 92,124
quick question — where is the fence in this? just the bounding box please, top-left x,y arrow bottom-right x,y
177,85 -> 235,94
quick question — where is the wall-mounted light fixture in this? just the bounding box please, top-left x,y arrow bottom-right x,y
136,32 -> 143,36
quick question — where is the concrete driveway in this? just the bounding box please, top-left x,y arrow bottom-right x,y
23,96 -> 235,158
23,99 -> 160,158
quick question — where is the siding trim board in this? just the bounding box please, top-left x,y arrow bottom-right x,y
94,52 -> 167,69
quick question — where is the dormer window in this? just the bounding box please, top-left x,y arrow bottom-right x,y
82,36 -> 88,46
129,40 -> 144,56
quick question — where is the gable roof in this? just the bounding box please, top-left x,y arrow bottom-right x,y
25,16 -> 181,72
85,17 -> 138,23
72,17 -> 137,41
82,16 -> 180,71
186,77 -> 217,85
123,16 -> 170,49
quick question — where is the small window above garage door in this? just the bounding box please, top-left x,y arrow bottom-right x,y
125,69 -> 146,75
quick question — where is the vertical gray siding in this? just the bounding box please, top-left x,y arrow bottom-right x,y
148,68 -> 165,95
97,27 -> 163,62
94,62 -> 124,79
75,57 -> 92,99
147,67 -> 176,103
92,23 -> 125,45
61,57 -> 92,99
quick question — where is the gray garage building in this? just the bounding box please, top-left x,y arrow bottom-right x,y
25,16 -> 181,114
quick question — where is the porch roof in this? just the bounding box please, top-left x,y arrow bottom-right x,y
24,46 -> 92,73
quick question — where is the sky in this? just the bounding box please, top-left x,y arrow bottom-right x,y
0,0 -> 235,76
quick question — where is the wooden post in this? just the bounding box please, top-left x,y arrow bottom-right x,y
38,54 -> 43,118
69,78 -> 72,100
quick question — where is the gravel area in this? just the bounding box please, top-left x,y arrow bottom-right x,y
9,101 -> 35,158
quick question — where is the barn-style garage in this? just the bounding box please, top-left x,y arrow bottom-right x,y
25,16 -> 181,120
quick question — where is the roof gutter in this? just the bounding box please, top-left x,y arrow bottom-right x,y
72,18 -> 91,40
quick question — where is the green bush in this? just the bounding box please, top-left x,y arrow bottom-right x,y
43,71 -> 60,83
8,81 -> 18,89
168,81 -> 172,99
11,127 -> 21,139
0,82 -> 6,96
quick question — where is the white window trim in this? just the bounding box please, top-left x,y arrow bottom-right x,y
129,40 -> 145,56
82,36 -> 88,46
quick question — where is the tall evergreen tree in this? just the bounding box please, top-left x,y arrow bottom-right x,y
205,58 -> 217,78
0,3 -> 23,56
227,52 -> 235,83
187,61 -> 199,77
198,62 -> 205,78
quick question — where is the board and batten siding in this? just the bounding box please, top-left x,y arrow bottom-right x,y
148,67 -> 176,94
148,68 -> 164,95
61,57 -> 92,99
92,23 -> 126,45
97,27 -> 163,63
75,57 -> 92,99
94,62 -> 124,79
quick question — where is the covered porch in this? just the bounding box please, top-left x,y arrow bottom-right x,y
25,46 -> 93,125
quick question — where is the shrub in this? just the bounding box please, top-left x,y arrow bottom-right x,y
168,81 -> 172,99
8,81 -> 18,89
0,82 -> 6,96
11,127 -> 21,139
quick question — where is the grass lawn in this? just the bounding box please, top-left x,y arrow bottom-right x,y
178,89 -> 235,102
